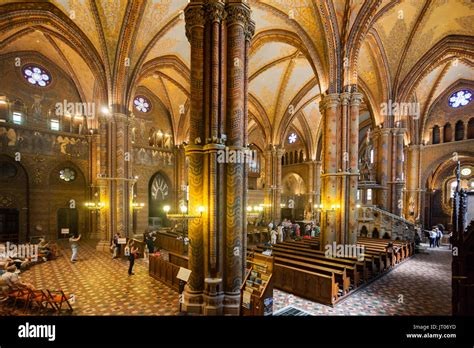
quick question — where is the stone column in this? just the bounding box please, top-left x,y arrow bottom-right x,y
320,94 -> 340,248
183,0 -> 254,316
87,133 -> 101,240
183,1 -> 206,314
393,128 -> 405,216
263,145 -> 274,223
347,93 -> 363,244
405,145 -> 421,223
377,128 -> 390,210
439,126 -> 444,143
113,113 -> 132,237
96,114 -> 111,251
263,144 -> 284,224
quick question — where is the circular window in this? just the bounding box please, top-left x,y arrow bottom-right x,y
60,168 -> 76,182
448,90 -> 472,108
461,167 -> 472,176
288,133 -> 297,144
22,65 -> 52,87
134,96 -> 151,113
0,162 -> 18,179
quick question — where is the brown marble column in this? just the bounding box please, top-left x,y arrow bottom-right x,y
320,94 -> 340,247
405,145 -> 421,223
347,93 -> 363,244
183,0 -> 254,316
95,114 -> 111,251
376,128 -> 390,210
113,113 -> 132,237
263,144 -> 284,224
393,128 -> 405,216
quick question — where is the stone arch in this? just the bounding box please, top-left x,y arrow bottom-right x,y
0,154 -> 29,242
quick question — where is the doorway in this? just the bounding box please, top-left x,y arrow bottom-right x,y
0,209 -> 19,243
57,208 -> 78,239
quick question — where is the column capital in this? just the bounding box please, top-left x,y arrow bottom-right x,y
350,92 -> 364,106
113,113 -> 129,124
185,4 -> 206,41
226,1 -> 251,27
320,93 -> 340,111
245,19 -> 256,41
340,92 -> 351,106
206,1 -> 226,23
99,114 -> 112,124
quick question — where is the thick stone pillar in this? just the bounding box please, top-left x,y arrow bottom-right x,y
320,94 -> 340,247
347,93 -> 363,244
263,145 -> 284,224
96,114 -> 111,251
183,0 -> 254,316
376,128 -> 390,210
320,92 -> 362,247
405,145 -> 421,223
393,128 -> 405,216
87,133 -> 101,240
113,113 -> 132,237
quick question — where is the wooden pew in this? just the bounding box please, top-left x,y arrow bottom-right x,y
255,246 -> 362,287
273,255 -> 351,295
276,241 -> 382,275
272,263 -> 339,306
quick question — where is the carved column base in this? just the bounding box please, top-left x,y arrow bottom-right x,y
182,288 -> 204,315
223,293 -> 241,315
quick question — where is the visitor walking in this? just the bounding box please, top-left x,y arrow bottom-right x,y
128,242 -> 139,276
436,227 -> 442,248
277,224 -> 284,243
69,233 -> 81,262
429,228 -> 437,248
112,233 -> 121,259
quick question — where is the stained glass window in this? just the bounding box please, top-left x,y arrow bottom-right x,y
134,96 -> 151,113
448,90 -> 472,108
60,168 -> 76,182
22,65 -> 51,87
288,133 -> 297,144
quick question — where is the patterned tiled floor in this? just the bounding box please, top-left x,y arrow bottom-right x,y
5,241 -> 451,316
15,240 -> 179,316
273,244 -> 452,315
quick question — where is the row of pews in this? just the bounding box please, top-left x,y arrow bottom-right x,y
251,236 -> 414,306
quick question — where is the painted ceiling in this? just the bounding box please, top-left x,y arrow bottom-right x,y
0,0 -> 472,149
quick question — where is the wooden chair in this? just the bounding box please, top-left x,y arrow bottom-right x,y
26,289 -> 49,312
8,288 -> 30,312
45,290 -> 74,312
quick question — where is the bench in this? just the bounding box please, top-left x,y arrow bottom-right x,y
255,245 -> 364,285
277,241 -> 381,275
272,263 -> 339,306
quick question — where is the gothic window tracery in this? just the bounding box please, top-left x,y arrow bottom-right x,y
22,65 -> 51,87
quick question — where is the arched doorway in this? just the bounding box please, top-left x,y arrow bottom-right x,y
372,228 -> 379,238
49,162 -> 87,240
0,156 -> 29,242
149,172 -> 172,229
281,173 -> 306,221
360,225 -> 368,237
57,208 -> 78,239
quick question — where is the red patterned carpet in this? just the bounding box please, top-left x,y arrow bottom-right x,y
3,241 -> 451,316
11,240 -> 179,316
